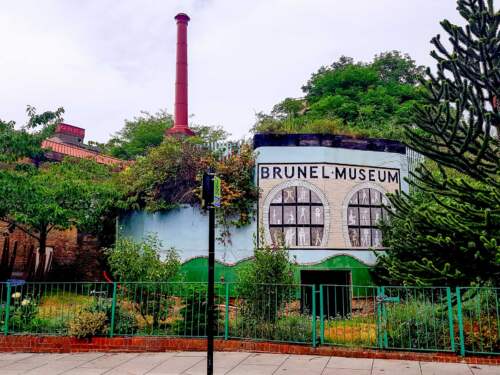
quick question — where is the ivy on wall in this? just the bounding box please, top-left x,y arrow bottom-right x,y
117,134 -> 258,243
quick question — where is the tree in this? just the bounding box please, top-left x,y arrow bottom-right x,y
104,110 -> 173,160
0,106 -> 122,279
270,98 -> 305,119
0,158 -> 119,279
0,106 -> 64,163
372,50 -> 425,84
254,51 -> 424,140
104,109 -> 229,160
378,0 -> 500,286
378,168 -> 499,286
405,0 -> 499,185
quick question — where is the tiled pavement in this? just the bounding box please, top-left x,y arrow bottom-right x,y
0,352 -> 498,375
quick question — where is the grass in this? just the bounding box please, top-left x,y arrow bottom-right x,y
38,291 -> 94,319
323,316 -> 377,346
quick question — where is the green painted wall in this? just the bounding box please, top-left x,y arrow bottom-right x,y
180,257 -> 251,284
180,255 -> 374,286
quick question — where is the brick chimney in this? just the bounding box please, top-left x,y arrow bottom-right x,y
53,123 -> 86,146
166,13 -> 195,136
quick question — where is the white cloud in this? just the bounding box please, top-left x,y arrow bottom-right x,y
0,0 -> 460,142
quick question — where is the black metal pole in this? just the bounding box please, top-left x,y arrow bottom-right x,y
207,172 -> 215,375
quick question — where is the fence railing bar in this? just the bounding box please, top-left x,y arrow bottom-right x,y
0,281 -> 498,355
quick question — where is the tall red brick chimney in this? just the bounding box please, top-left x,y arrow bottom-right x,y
167,13 -> 195,136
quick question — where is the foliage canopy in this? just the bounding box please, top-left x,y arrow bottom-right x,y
0,107 -> 120,279
118,134 -> 258,242
106,235 -> 181,283
254,51 -> 425,140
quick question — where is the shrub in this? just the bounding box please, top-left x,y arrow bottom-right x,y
236,238 -> 295,323
173,284 -> 223,337
115,306 -> 139,335
384,300 -> 450,350
68,311 -> 108,338
231,314 -> 312,343
107,235 -> 180,330
87,297 -> 139,335
106,235 -> 180,283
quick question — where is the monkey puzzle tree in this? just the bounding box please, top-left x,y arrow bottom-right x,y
379,0 -> 499,286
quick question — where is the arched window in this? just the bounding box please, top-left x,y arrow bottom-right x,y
264,182 -> 329,248
346,187 -> 389,248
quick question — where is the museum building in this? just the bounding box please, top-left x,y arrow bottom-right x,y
119,12 -> 410,288
119,132 -> 409,288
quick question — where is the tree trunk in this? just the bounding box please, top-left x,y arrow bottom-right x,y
35,229 -> 48,280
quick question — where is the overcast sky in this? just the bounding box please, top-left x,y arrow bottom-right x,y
1,0 -> 461,142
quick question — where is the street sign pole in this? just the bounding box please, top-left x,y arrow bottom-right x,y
202,169 -> 220,375
207,187 -> 215,375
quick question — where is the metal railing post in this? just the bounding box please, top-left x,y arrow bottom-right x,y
3,283 -> 11,335
376,286 -> 385,349
312,285 -> 317,347
109,282 -> 117,337
224,283 -> 229,340
446,287 -> 455,353
319,284 -> 324,345
381,287 -> 388,349
456,287 -> 465,356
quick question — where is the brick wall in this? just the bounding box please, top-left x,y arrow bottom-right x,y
351,297 -> 376,316
0,222 -> 104,281
0,336 -> 498,365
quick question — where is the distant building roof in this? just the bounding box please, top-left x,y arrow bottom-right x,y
41,123 -> 129,168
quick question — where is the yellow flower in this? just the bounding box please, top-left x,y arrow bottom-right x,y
11,292 -> 21,299
21,299 -> 30,306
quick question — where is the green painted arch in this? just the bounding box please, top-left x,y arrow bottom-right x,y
180,254 -> 374,286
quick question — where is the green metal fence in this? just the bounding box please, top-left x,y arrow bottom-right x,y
320,285 -> 379,348
457,287 -> 500,356
0,282 -> 498,356
379,286 -> 454,352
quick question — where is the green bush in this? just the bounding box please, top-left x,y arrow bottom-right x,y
68,311 -> 108,338
384,300 -> 450,350
231,314 -> 312,343
115,306 -> 139,335
106,235 -> 180,283
236,239 -> 295,323
107,235 -> 180,331
87,297 -> 139,335
173,284 -> 223,337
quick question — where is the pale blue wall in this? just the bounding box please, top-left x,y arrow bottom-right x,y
118,145 -> 408,266
118,207 -> 255,264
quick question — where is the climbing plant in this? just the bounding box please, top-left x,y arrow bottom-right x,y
118,133 -> 258,241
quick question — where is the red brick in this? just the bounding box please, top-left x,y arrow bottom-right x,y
0,336 -> 498,365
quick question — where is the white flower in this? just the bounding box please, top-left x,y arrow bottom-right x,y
21,299 -> 30,306
11,292 -> 21,299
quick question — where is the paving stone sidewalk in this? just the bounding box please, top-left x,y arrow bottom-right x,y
0,351 -> 498,375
